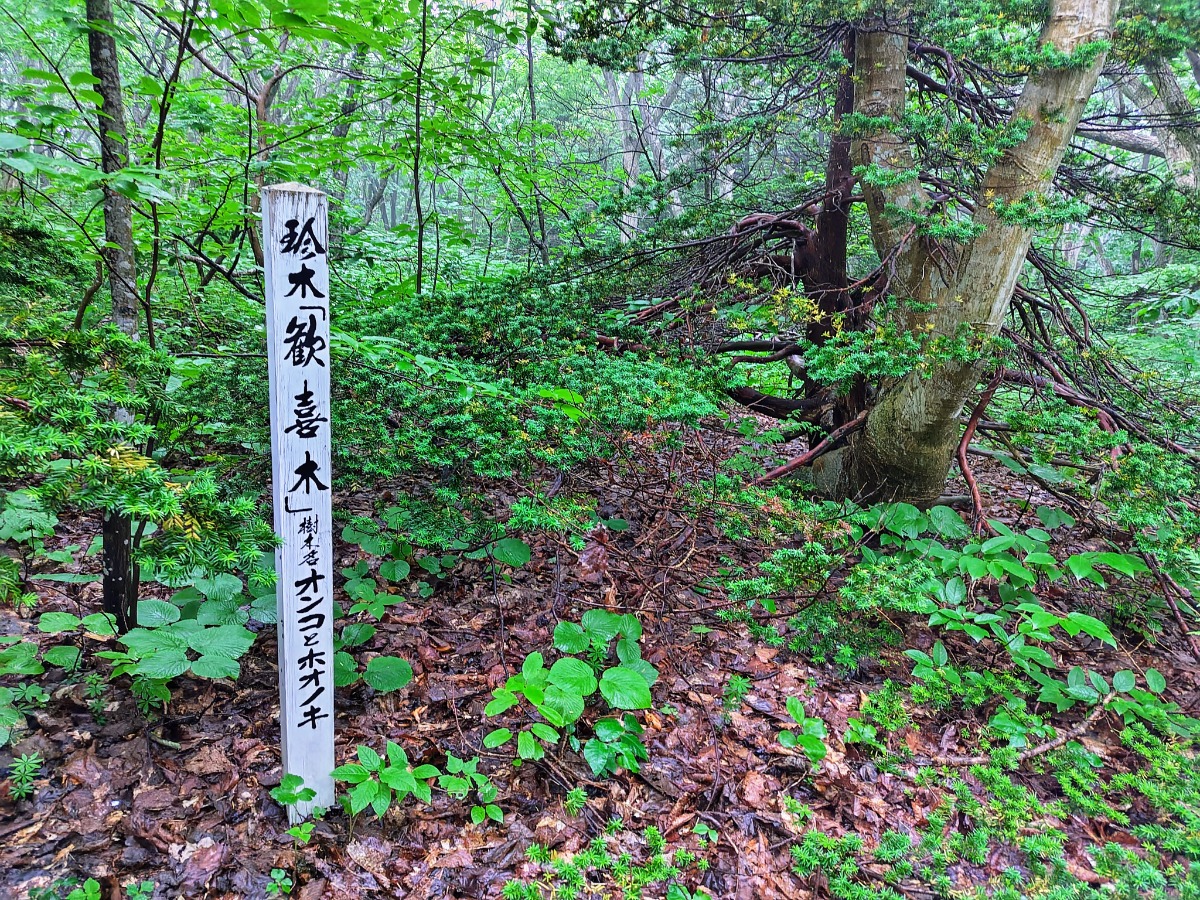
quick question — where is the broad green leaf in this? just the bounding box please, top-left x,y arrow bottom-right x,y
190,654 -> 240,679
548,657 -> 597,696
583,739 -> 611,775
522,651 -> 545,682
196,599 -> 249,626
138,599 -> 181,627
485,689 -> 519,716
794,733 -> 827,762
121,626 -> 189,655
599,666 -> 652,709
38,611 -> 81,633
580,609 -> 621,641
1066,555 -> 1102,584
1146,668 -> 1166,693
190,623 -> 255,658
621,657 -> 659,686
43,644 -> 81,669
929,505 -> 971,539
379,559 -> 410,582
196,572 -> 242,602
334,651 -> 361,687
932,641 -> 948,667
1093,552 -> 1148,578
340,623 -> 377,648
81,613 -> 118,636
134,649 -> 191,679
483,728 -> 513,748
491,537 -> 531,567
1112,670 -> 1136,693
981,535 -> 1016,555
1062,612 -> 1116,647
363,656 -> 413,692
553,622 -> 589,653
785,695 -> 805,724
358,745 -> 382,770
249,595 -> 278,624
517,729 -> 542,760
0,641 -> 42,676
542,685 -> 585,724
615,614 -> 642,641
331,763 -> 371,783
349,779 -> 379,815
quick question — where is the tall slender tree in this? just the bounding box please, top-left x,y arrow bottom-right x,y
87,0 -> 139,631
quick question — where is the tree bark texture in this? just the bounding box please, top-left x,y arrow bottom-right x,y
827,0 -> 1121,503
87,0 -> 140,631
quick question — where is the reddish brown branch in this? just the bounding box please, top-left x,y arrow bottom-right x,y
754,410 -> 869,485
958,372 -> 1002,535
1143,553 -> 1200,663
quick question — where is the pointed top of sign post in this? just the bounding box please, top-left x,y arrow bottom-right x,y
265,182 -> 326,194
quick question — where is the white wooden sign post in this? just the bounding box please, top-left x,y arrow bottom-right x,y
264,183 -> 335,820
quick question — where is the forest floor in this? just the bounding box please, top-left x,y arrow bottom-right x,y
2,417 -> 1198,900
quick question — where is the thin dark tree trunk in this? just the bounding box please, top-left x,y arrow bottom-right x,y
809,30 -> 858,426
525,2 -> 550,264
87,0 -> 139,632
412,0 -> 427,294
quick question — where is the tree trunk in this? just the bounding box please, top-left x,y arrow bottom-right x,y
87,0 -> 140,631
822,0 -> 1120,503
525,2 -> 550,265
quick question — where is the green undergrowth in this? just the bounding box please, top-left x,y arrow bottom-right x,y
178,269 -> 724,492
502,820 -> 715,900
790,724 -> 1200,899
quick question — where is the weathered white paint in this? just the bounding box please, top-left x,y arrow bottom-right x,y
264,183 -> 335,820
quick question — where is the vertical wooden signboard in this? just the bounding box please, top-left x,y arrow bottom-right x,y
264,184 -> 335,820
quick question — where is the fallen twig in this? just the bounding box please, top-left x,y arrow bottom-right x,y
931,692 -> 1115,767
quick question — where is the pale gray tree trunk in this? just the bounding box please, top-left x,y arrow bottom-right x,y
822,0 -> 1122,503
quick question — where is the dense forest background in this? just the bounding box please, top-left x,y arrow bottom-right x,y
3,0 -> 1200,897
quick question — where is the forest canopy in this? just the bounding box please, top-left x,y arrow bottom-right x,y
2,0 -> 1200,897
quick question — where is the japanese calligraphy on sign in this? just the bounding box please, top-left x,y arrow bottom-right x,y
263,184 -> 334,821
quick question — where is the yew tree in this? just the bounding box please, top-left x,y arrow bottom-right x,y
835,0 -> 1120,502
560,0 -> 1198,504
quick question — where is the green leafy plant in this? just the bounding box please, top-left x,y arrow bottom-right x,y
564,786 -> 588,816
331,742 -> 440,818
502,820 -> 714,900
64,880 -> 102,900
270,772 -> 320,843
583,714 -> 648,777
722,674 -> 751,711
438,753 -> 502,825
7,750 -> 42,800
692,821 -> 718,847
265,868 -> 293,896
484,611 -> 657,773
777,696 -> 828,767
